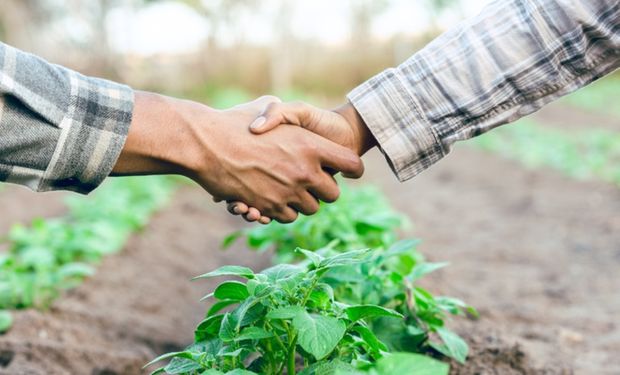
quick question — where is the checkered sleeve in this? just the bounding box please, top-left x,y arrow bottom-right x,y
0,42 -> 134,194
348,0 -> 620,182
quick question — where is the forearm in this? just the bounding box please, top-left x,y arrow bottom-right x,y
348,0 -> 620,181
111,91 -> 211,179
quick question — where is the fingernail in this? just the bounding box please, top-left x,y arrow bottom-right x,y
232,205 -> 241,214
250,116 -> 266,130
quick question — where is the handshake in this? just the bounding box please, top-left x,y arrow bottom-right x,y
115,93 -> 377,225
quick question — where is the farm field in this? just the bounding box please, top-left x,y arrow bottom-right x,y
0,91 -> 618,374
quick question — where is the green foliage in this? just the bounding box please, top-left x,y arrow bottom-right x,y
0,176 -> 176,332
473,120 -> 620,186
151,185 -> 474,373
559,77 -> 620,116
147,249 -> 409,375
224,185 -> 407,263
0,310 -> 12,333
148,245 -> 467,374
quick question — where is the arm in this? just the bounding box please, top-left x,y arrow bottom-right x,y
0,42 -> 364,223
250,0 -> 620,182
0,42 -> 133,193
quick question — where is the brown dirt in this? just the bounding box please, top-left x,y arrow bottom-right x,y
0,187 -> 270,375
0,102 -> 618,374
361,120 -> 620,373
0,185 -> 67,234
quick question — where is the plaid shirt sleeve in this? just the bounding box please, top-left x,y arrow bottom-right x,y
0,42 -> 134,194
348,0 -> 620,182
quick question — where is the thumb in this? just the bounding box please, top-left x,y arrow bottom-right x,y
249,101 -> 313,134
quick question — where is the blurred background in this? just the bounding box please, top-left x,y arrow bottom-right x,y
0,1 -> 619,374
1,0 -> 494,105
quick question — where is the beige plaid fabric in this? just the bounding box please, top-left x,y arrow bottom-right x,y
349,0 -> 620,181
0,42 -> 133,194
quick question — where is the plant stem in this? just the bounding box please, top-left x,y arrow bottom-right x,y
300,276 -> 319,307
287,334 -> 297,375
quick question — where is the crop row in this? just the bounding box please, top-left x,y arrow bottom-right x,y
473,120 -> 620,186
0,176 -> 177,333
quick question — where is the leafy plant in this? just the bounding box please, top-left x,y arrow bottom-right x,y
0,176 -> 177,332
320,240 -> 476,364
224,185 -> 407,263
146,248 -> 452,375
472,120 -> 620,186
0,310 -> 12,333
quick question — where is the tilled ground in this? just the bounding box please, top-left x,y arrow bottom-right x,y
0,103 -> 618,374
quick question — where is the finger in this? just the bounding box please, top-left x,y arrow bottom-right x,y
258,216 -> 272,225
227,201 -> 249,215
312,135 -> 365,179
272,206 -> 298,224
250,101 -> 314,134
308,173 -> 340,203
243,207 -> 262,222
288,191 -> 320,216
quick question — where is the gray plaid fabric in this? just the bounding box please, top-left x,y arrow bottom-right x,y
0,42 -> 133,194
349,0 -> 620,182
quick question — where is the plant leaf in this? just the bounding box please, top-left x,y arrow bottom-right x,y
318,249 -> 371,269
164,356 -> 204,374
0,310 -> 12,333
235,326 -> 274,341
194,266 -> 255,280
296,248 -> 323,268
431,327 -> 468,364
195,315 -> 224,342
226,370 -> 259,375
143,351 -> 197,369
353,325 -> 388,355
207,300 -> 239,316
214,281 -> 249,301
260,263 -> 303,282
384,239 -> 421,257
408,262 -> 449,283
221,231 -> 243,249
345,305 -> 403,322
292,312 -> 346,360
266,306 -> 305,320
374,352 -> 449,375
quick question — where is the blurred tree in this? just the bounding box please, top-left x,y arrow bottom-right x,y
270,1 -> 294,93
348,0 -> 390,81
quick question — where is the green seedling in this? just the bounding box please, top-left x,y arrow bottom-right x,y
146,249 -> 413,375
0,176 -> 177,331
224,185 -> 406,263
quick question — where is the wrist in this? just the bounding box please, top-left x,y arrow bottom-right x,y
334,102 -> 376,156
112,91 -> 212,179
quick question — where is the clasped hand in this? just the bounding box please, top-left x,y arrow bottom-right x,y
224,97 -> 376,224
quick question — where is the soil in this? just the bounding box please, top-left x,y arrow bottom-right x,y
0,102 -> 618,375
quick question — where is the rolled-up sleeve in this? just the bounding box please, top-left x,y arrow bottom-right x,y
348,0 -> 620,182
0,42 -> 134,194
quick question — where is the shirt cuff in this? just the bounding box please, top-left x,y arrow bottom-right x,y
39,73 -> 134,194
347,67 -> 446,182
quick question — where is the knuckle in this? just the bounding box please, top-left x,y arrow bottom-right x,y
323,186 -> 340,203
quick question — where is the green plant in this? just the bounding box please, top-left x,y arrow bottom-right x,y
0,176 -> 177,332
472,120 -> 620,186
146,249 -> 450,375
321,239 -> 475,364
0,310 -> 11,333
225,185 -> 406,263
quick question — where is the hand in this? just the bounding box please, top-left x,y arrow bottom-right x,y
113,92 -> 364,223
227,101 -> 377,223
249,101 -> 376,155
